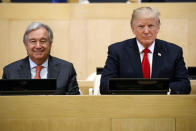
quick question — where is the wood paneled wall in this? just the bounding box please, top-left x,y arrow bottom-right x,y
0,3 -> 196,79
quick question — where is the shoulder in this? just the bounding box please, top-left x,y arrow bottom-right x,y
109,38 -> 135,50
156,39 -> 182,51
3,57 -> 28,70
49,56 -> 74,68
155,39 -> 183,56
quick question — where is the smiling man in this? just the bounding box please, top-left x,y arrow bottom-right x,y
100,7 -> 191,94
2,22 -> 80,95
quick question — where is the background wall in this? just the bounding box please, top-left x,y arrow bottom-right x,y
0,3 -> 196,79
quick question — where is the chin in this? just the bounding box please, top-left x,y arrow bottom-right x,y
143,40 -> 153,45
33,55 -> 44,60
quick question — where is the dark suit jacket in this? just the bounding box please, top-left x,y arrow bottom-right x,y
2,56 -> 80,95
100,38 -> 191,94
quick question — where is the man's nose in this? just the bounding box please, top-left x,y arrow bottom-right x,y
35,42 -> 42,47
144,26 -> 150,33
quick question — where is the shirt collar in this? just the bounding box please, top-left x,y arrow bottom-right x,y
136,40 -> 155,54
29,58 -> 48,69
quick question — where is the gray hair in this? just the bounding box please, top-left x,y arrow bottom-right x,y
23,22 -> 53,44
131,7 -> 160,26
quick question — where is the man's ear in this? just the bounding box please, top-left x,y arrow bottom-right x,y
24,43 -> 28,49
157,25 -> 160,33
50,42 -> 53,47
131,26 -> 136,35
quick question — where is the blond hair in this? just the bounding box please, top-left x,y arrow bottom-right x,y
131,7 -> 160,26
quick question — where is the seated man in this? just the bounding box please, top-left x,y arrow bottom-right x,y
100,7 -> 191,94
2,22 -> 80,95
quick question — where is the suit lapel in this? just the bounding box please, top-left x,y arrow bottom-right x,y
19,57 -> 31,78
47,56 -> 60,79
125,38 -> 143,78
151,39 -> 165,78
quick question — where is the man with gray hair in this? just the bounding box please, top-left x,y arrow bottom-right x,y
100,7 -> 191,94
2,22 -> 80,95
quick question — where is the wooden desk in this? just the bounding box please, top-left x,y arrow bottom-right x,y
0,95 -> 195,131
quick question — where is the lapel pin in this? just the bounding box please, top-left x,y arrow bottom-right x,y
158,52 -> 161,56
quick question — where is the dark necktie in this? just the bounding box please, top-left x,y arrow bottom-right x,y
34,65 -> 43,79
142,48 -> 150,78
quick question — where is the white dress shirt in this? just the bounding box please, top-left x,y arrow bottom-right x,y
29,58 -> 48,79
136,40 -> 155,77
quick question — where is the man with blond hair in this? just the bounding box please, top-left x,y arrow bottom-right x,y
100,7 -> 191,94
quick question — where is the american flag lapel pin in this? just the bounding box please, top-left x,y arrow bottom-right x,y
158,52 -> 161,56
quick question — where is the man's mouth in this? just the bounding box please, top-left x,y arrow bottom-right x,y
143,36 -> 152,39
34,51 -> 43,54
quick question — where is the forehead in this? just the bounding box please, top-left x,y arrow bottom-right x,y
135,17 -> 156,22
27,27 -> 49,39
133,17 -> 158,25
